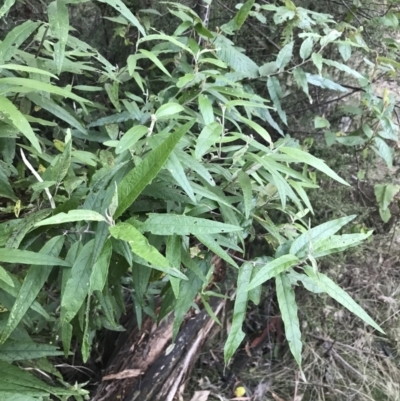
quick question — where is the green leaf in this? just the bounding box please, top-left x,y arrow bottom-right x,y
259,61 -> 278,76
116,125 -> 148,154
374,137 -> 393,167
0,340 -> 63,362
280,147 -> 348,186
314,116 -> 330,128
293,67 -> 310,99
173,266 -> 205,339
105,82 -> 121,112
196,233 -> 239,268
138,34 -> 192,54
6,209 -> 51,249
323,59 -> 363,79
0,236 -> 64,344
214,35 -> 259,78
0,21 -> 40,64
142,214 -> 243,235
155,103 -> 185,119
224,262 -> 253,363
61,240 -> 95,323
165,151 -> 196,203
109,223 -> 186,280
0,78 -> 89,104
50,138 -> 72,183
175,148 -> 216,186
374,184 -> 400,210
311,52 -> 323,74
48,0 -> 69,74
247,254 -> 299,290
198,94 -> 214,125
0,265 -> 13,287
82,240 -> 112,362
267,76 -> 287,124
239,115 -> 271,144
27,93 -> 87,134
0,0 -> 16,19
0,95 -> 40,153
306,74 -> 348,92
338,43 -> 352,61
300,37 -> 313,60
290,215 -> 356,257
0,247 -> 70,266
311,232 -> 372,258
276,273 -> 302,366
0,64 -> 57,78
115,120 -> 195,218
0,360 -> 78,397
34,210 -> 106,227
195,122 -> 222,159
237,170 -> 253,219
97,0 -> 146,36
276,41 -> 293,70
304,267 -> 384,333
0,170 -> 17,201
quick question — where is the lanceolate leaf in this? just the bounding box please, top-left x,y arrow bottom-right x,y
0,0 -> 16,19
304,266 -> 384,333
276,41 -> 294,70
110,223 -> 186,279
0,21 -> 40,63
6,209 -> 51,249
115,125 -> 148,154
0,95 -> 41,152
27,93 -> 87,134
0,360 -> 78,397
61,240 -> 95,323
0,248 -> 70,266
247,254 -> 299,290
165,152 -> 196,203
34,210 -> 106,227
0,236 -> 65,344
49,139 -> 72,184
196,233 -> 239,268
195,122 -> 222,159
237,171 -> 253,219
0,340 -> 63,362
82,240 -> 112,362
224,262 -> 253,363
115,120 -> 195,218
0,78 -> 88,104
96,0 -> 146,36
276,273 -> 302,366
290,215 -> 356,257
0,170 -> 17,201
48,0 -> 69,74
142,214 -> 243,235
280,147 -> 348,186
267,76 -> 287,124
300,37 -> 313,60
312,232 -> 372,258
173,267 -> 205,339
198,94 -> 214,125
0,265 -> 13,287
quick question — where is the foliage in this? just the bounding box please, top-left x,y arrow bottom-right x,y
0,0 -> 397,397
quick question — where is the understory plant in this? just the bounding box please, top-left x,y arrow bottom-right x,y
0,0 -> 398,398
